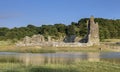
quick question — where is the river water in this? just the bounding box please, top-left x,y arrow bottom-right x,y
0,52 -> 120,65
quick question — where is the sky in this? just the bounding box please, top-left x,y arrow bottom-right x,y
0,0 -> 120,28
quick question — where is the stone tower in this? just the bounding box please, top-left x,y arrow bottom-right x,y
87,16 -> 99,45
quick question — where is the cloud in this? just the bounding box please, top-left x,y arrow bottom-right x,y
0,13 -> 22,19
0,15 -> 11,19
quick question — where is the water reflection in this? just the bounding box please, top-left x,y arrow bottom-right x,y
0,52 -> 120,65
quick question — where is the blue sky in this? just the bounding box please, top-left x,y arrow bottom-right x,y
0,0 -> 120,28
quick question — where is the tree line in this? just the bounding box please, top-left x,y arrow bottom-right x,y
0,18 -> 120,41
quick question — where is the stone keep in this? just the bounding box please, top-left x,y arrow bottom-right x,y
87,16 -> 99,45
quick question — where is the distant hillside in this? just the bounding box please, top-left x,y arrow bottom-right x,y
0,18 -> 120,41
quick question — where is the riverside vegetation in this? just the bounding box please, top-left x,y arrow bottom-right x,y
0,17 -> 120,72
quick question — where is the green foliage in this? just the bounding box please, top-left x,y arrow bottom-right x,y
66,25 -> 76,35
54,24 -> 66,33
0,27 -> 9,40
78,19 -> 88,37
0,18 -> 120,41
95,18 -> 120,40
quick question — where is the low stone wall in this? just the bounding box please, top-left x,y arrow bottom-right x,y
16,41 -> 93,47
52,42 -> 93,47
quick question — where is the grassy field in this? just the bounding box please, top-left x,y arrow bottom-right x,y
102,39 -> 120,42
0,61 -> 120,72
0,44 -> 119,53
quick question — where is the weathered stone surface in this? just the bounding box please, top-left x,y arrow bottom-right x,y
88,16 -> 99,45
31,34 -> 45,43
64,35 -> 76,43
16,34 -> 45,46
47,36 -> 51,42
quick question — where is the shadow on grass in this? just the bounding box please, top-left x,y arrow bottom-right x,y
2,66 -> 79,72
3,70 -> 20,72
29,66 -> 79,72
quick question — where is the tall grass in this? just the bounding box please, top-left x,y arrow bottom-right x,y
0,61 -> 120,72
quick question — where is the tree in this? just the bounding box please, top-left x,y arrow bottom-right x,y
54,24 -> 66,33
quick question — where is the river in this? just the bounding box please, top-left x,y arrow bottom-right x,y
0,52 -> 120,65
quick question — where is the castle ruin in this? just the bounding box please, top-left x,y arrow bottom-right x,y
16,16 -> 100,47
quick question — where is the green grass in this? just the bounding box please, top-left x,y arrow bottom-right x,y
102,39 -> 120,42
0,45 -> 119,53
0,61 -> 120,72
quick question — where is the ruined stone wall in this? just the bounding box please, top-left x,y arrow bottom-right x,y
16,34 -> 46,46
